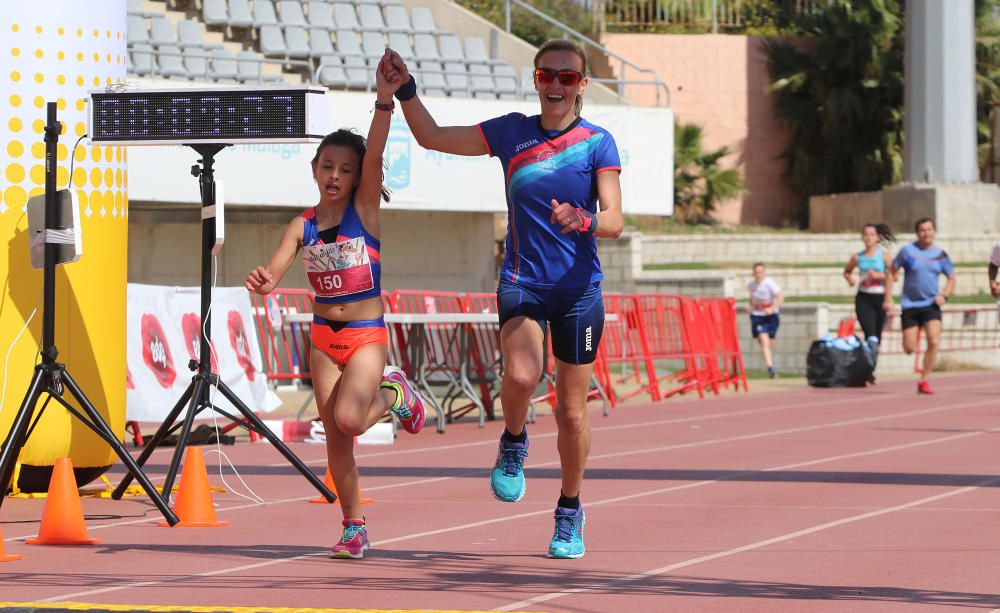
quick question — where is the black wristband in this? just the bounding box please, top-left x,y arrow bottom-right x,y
394,75 -> 417,102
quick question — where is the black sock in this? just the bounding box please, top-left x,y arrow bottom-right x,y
558,492 -> 580,510
506,428 -> 527,443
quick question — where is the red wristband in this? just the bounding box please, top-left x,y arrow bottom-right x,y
575,208 -> 597,234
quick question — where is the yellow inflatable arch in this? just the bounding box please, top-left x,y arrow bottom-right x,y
1,2 -> 128,491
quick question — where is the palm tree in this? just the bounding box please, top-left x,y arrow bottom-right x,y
765,0 -> 903,200
673,122 -> 745,222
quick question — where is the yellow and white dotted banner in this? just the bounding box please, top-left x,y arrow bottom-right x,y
0,1 -> 129,475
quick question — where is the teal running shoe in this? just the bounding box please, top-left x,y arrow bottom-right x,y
489,429 -> 528,502
547,506 -> 585,559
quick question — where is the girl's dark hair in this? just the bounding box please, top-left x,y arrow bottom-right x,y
533,39 -> 588,118
311,128 -> 390,203
863,222 -> 895,245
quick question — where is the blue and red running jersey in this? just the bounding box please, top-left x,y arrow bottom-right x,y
478,113 -> 622,290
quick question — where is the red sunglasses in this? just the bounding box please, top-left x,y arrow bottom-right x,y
534,67 -> 585,86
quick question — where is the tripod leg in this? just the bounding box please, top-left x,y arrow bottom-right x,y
60,370 -> 179,525
0,369 -> 46,510
214,379 -> 335,502
160,376 -> 208,499
111,380 -> 195,499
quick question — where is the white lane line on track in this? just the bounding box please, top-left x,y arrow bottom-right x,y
494,476 -> 1000,612
35,396 -> 1000,603
283,377 -> 998,466
10,393 -> 996,543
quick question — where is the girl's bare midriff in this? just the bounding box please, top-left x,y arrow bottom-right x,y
313,295 -> 384,322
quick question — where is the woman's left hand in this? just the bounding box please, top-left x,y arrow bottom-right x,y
550,199 -> 586,234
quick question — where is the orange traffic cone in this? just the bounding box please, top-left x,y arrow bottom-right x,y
0,524 -> 21,562
309,467 -> 373,505
26,458 -> 100,545
159,446 -> 228,527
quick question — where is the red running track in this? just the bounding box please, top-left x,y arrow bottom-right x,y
2,372 -> 1000,612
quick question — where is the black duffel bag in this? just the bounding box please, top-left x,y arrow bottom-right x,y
806,335 -> 875,388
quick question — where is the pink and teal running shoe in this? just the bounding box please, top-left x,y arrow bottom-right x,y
331,518 -> 369,559
381,366 -> 426,434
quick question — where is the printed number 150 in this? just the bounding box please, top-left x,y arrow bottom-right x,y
319,274 -> 343,291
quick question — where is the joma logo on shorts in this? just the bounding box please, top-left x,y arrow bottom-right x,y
585,326 -> 592,352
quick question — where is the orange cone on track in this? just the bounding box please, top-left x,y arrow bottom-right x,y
159,446 -> 228,527
309,467 -> 373,505
0,524 -> 21,561
26,458 -> 100,546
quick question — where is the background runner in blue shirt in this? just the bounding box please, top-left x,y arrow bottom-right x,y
384,38 -> 624,559
885,217 -> 956,395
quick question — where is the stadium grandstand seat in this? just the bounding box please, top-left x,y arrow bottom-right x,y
309,29 -> 336,58
277,0 -> 307,28
284,26 -> 311,58
157,44 -> 188,78
438,34 -> 464,63
258,25 -> 288,57
469,64 -> 496,99
413,33 -> 440,62
383,5 -> 412,33
335,29 -> 364,58
227,0 -> 254,29
130,43 -> 157,76
464,36 -> 501,66
307,2 -> 337,30
387,32 -> 415,62
444,61 -> 469,96
361,31 -> 386,60
332,3 -> 361,31
358,4 -> 387,32
201,0 -> 228,27
149,16 -> 178,46
252,0 -> 280,27
410,7 -> 439,34
417,60 -> 447,97
317,54 -> 349,88
209,48 -> 240,81
494,65 -> 518,98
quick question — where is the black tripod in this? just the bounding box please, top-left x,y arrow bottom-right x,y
111,144 -> 335,504
0,103 -> 179,525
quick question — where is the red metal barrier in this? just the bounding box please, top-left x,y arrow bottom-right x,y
700,297 -> 748,392
249,288 -> 314,384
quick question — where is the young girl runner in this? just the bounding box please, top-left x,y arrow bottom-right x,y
246,51 -> 425,559
843,223 -> 895,348
382,39 -> 624,559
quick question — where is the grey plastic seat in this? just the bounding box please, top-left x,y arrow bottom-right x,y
227,0 -> 254,28
259,25 -> 288,56
410,7 -> 438,34
309,28 -> 335,57
277,0 -> 307,27
209,48 -> 240,80
468,63 -> 495,96
331,3 -> 360,30
236,50 -> 264,81
417,60 -> 446,94
412,33 -> 439,62
184,48 -> 211,79
201,0 -> 229,26
284,26 -> 310,58
178,21 -> 221,50
335,29 -> 364,57
202,0 -> 228,26
493,64 -> 518,97
127,0 -> 150,16
361,31 -> 385,60
386,33 -> 414,62
157,45 -> 188,78
149,17 -> 177,46
317,54 -> 348,88
383,5 -> 411,33
307,1 -> 336,29
464,36 -> 500,65
252,0 -> 279,27
520,66 -> 536,98
438,33 -> 463,63
130,43 -> 157,76
443,61 -> 468,95
343,55 -> 371,89
127,15 -> 149,43
358,4 -> 386,32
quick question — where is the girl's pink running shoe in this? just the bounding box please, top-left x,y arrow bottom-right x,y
331,518 -> 369,559
382,366 -> 426,434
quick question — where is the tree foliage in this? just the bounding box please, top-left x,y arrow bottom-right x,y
765,0 -> 904,199
453,0 -> 593,47
673,122 -> 745,223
